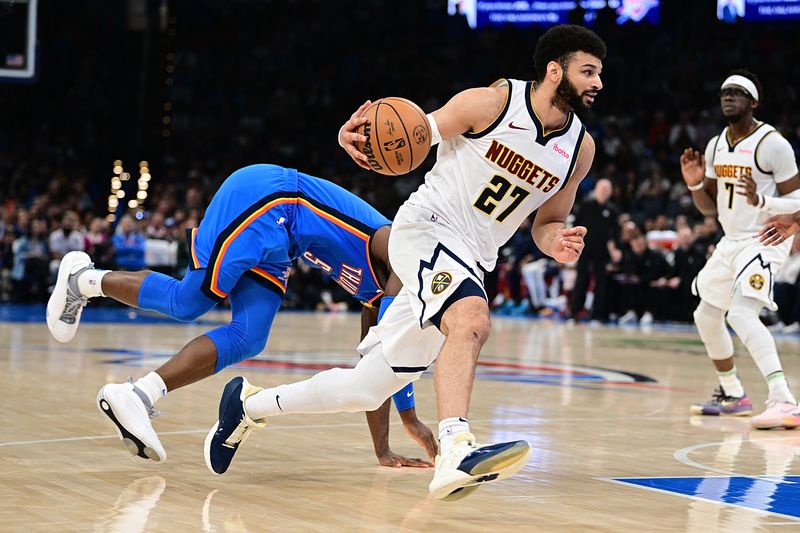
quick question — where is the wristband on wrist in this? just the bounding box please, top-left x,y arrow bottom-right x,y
426,113 -> 442,146
687,181 -> 705,192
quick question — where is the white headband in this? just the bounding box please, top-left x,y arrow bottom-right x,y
721,75 -> 759,101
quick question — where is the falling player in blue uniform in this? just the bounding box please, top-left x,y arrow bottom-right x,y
47,164 -> 435,467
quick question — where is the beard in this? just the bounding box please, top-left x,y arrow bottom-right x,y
552,75 -> 591,115
722,107 -> 748,125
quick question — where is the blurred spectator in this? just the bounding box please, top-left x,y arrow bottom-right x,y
113,215 -> 146,271
646,214 -> 678,250
636,167 -> 670,221
647,110 -> 670,150
145,212 -> 171,241
669,111 -> 698,151
49,210 -> 85,262
0,224 -> 15,300
668,226 -> 706,321
495,217 -> 542,315
569,179 -> 620,322
85,217 -> 116,270
615,233 -> 671,326
11,218 -> 51,302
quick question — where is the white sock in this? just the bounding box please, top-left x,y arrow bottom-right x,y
245,386 -> 286,419
134,372 -> 168,407
438,417 -> 471,454
77,269 -> 110,298
718,367 -> 745,398
766,371 -> 796,404
245,355 -> 404,419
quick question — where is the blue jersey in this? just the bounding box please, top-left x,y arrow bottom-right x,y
188,164 -> 390,306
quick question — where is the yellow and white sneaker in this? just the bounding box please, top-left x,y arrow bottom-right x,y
428,433 -> 532,500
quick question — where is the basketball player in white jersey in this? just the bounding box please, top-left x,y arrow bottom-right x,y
203,25 -> 605,499
680,70 -> 800,429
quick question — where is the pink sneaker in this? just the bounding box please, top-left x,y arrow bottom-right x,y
750,400 -> 800,430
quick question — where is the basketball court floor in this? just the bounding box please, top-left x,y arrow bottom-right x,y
2,305 -> 800,531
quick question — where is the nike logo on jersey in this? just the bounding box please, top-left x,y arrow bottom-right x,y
406,391 -> 414,398
508,122 -> 530,130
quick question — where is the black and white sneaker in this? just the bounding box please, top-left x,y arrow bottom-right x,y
97,382 -> 167,462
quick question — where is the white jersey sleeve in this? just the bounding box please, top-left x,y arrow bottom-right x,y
705,135 -> 720,178
755,131 -> 798,183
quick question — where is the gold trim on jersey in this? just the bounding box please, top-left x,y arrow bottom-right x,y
463,78 -> 512,139
525,81 -> 574,146
754,129 -> 779,175
559,126 -> 587,194
724,121 -> 767,151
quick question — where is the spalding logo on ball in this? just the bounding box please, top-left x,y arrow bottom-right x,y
354,97 -> 431,176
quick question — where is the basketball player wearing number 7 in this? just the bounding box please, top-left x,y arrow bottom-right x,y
205,25 -> 604,499
680,69 -> 800,428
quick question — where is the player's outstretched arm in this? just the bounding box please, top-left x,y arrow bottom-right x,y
398,407 -> 437,461
365,398 -> 433,468
532,135 -> 594,263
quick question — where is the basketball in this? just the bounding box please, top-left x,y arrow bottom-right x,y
354,97 -> 431,176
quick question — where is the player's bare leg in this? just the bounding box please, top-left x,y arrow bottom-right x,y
101,270 -> 151,307
434,296 -> 488,419
428,295 -> 532,500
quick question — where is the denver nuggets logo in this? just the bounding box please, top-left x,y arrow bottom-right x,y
431,272 -> 452,295
749,273 -> 765,291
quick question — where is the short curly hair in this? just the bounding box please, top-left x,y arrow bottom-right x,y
533,25 -> 607,82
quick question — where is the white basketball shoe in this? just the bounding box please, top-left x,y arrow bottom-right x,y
428,433 -> 532,500
97,382 -> 167,462
46,250 -> 93,343
751,400 -> 800,430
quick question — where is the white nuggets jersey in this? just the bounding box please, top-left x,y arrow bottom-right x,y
407,78 -> 586,270
704,122 -> 798,239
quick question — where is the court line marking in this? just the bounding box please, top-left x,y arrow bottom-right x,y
0,415 -> 692,448
600,477 -> 800,523
0,422 -> 394,447
608,435 -> 800,522
673,437 -> 800,479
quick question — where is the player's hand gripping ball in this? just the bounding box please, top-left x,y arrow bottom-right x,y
354,98 -> 431,176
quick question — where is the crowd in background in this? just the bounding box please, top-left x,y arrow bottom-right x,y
2,1 -> 800,330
